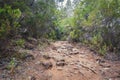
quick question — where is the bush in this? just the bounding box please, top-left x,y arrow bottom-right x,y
0,5 -> 21,55
68,29 -> 81,42
0,5 -> 21,39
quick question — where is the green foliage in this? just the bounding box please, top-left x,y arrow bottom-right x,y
71,0 -> 120,54
69,30 -> 80,42
15,39 -> 25,48
0,0 -> 58,58
7,58 -> 17,70
22,0 -> 57,38
47,30 -> 57,40
98,44 -> 107,55
0,5 -> 21,39
87,33 -> 107,55
91,33 -> 103,46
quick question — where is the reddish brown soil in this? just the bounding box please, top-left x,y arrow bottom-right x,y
0,41 -> 120,80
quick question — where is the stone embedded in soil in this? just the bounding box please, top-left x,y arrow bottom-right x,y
72,48 -> 79,52
56,59 -> 67,66
53,55 -> 65,62
52,46 -> 57,50
70,63 -> 74,65
28,76 -> 36,80
56,61 -> 67,66
41,61 -> 53,69
35,61 -> 41,65
99,63 -> 111,68
96,59 -> 105,64
57,48 -> 63,53
43,54 -> 51,59
70,51 -> 79,55
73,71 -> 78,74
57,67 -> 63,71
73,66 -> 79,70
23,54 -> 35,60
25,42 -> 35,50
56,60 -> 67,66
61,46 -> 66,49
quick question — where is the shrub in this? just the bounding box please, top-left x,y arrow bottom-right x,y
69,30 -> 80,42
15,39 -> 25,48
0,5 -> 21,55
0,5 -> 21,39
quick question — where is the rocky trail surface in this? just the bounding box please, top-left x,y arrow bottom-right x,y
0,41 -> 120,80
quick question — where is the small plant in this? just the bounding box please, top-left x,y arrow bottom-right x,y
69,30 -> 80,42
89,33 -> 108,55
7,58 -> 16,69
91,33 -> 103,46
15,39 -> 25,48
98,44 -> 107,55
7,58 -> 17,74
13,52 -> 28,60
19,52 -> 28,60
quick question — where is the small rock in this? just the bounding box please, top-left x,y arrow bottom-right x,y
31,76 -> 36,80
25,43 -> 35,50
24,54 -> 35,61
73,71 -> 78,74
43,54 -> 51,59
57,67 -> 63,71
35,61 -> 41,65
70,51 -> 79,55
108,78 -> 112,80
70,63 -> 74,65
57,48 -> 62,53
99,63 -> 111,68
96,59 -> 105,63
41,61 -> 53,69
56,62 -> 66,66
54,56 -> 64,62
52,47 -> 57,50
73,67 -> 79,70
61,46 -> 66,49
72,48 -> 78,52
103,68 -> 110,70
27,38 -> 38,45
28,76 -> 36,80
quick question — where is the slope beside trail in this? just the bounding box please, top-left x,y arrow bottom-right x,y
0,41 -> 120,80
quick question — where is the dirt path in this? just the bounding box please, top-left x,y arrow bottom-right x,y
44,41 -> 102,80
0,41 -> 120,80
